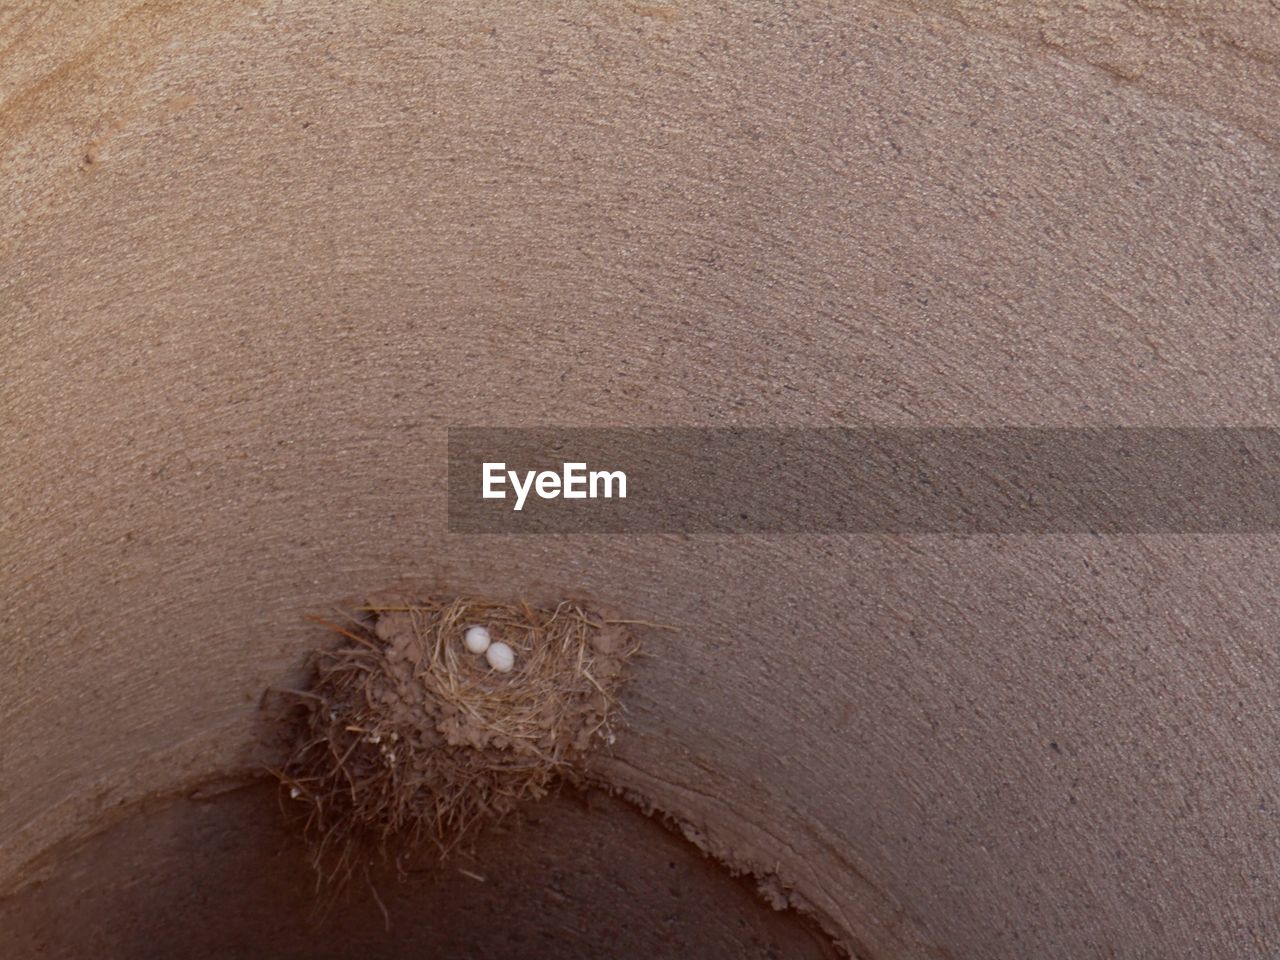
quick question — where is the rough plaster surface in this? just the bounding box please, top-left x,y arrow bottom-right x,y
3,2 -> 1279,957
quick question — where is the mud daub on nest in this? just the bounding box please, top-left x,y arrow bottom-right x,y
274,597 -> 639,885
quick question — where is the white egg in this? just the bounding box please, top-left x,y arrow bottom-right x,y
464,625 -> 491,654
485,641 -> 515,673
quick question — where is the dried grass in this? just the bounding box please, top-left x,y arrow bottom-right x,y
272,596 -> 639,887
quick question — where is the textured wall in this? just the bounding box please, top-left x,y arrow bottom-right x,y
3,2 -> 1279,956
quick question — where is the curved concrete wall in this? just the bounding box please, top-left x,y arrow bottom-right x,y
4,2 -> 1279,957
2,785 -> 842,959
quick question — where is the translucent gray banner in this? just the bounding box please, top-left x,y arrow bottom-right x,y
447,428 -> 1280,533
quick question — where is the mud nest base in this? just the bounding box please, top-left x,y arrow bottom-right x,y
274,597 -> 639,885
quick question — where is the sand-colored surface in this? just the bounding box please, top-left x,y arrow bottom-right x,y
4,2 -> 1279,956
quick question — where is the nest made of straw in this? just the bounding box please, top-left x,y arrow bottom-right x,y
274,597 -> 639,885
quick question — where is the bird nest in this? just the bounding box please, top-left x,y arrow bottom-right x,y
273,596 -> 640,886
